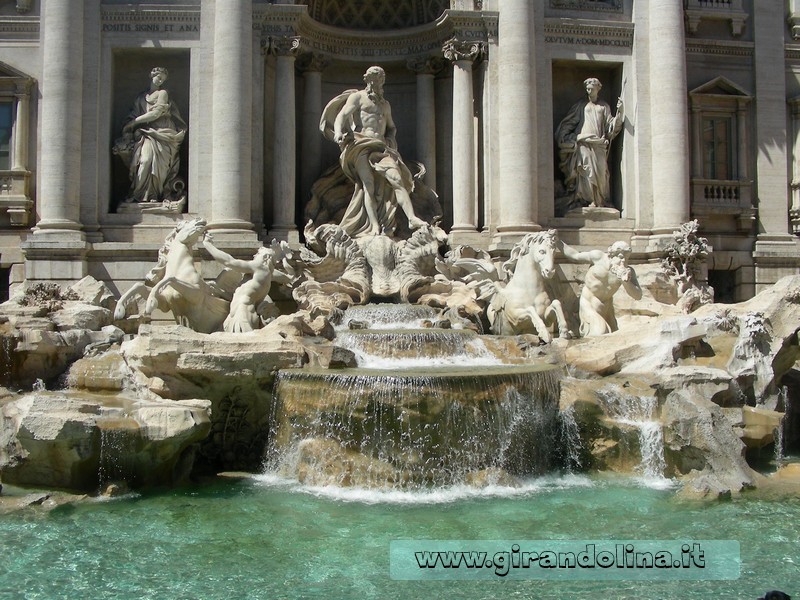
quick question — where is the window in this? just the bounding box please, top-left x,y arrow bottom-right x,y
688,77 -> 754,230
0,61 -> 34,227
702,117 -> 732,180
0,101 -> 11,171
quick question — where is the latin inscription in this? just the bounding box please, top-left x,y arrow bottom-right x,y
102,22 -> 199,34
545,35 -> 631,47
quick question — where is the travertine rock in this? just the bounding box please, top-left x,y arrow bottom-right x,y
0,391 -> 210,491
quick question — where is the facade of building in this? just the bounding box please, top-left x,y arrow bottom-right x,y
0,0 -> 798,303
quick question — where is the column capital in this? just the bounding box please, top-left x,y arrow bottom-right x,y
296,51 -> 330,74
442,37 -> 485,63
264,35 -> 301,57
406,56 -> 446,76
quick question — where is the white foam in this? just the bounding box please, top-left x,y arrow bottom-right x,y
250,472 -> 595,505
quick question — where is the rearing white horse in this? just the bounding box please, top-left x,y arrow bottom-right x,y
487,230 -> 572,343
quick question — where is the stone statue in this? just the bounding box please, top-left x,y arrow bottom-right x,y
113,67 -> 187,212
114,218 -> 230,333
555,77 -> 624,208
319,65 -> 427,238
442,230 -> 572,342
202,235 -> 293,333
561,240 -> 642,337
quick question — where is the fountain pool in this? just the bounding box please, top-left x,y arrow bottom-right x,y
0,474 -> 797,599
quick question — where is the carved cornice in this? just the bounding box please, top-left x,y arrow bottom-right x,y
100,4 -> 201,36
686,39 -> 754,58
442,37 -> 484,63
254,6 -> 496,63
544,19 -> 633,48
0,16 -> 38,42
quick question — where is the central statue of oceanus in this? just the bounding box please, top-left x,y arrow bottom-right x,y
319,65 -> 427,238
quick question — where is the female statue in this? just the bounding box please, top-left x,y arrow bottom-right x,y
114,67 -> 187,207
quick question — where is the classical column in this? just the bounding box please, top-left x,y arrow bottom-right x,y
495,0 -> 538,240
444,38 -> 482,236
11,81 -> 30,171
297,52 -> 328,212
648,0 -> 690,233
35,0 -> 83,235
407,57 -> 444,191
209,0 -> 254,235
268,36 -> 300,243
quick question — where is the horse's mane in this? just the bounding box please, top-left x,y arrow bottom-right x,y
144,218 -> 205,286
501,229 -> 557,279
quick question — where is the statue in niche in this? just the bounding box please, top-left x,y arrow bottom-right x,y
113,66 -> 187,214
319,65 -> 427,238
560,240 -> 641,337
202,235 -> 294,333
555,77 -> 624,210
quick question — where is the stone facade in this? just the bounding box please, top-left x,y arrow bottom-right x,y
0,0 -> 797,303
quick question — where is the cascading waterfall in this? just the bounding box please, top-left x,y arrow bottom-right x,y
558,404 -> 583,472
335,329 -> 503,368
775,385 -> 790,463
337,303 -> 441,330
265,304 -> 563,489
267,366 -> 561,488
0,334 -> 16,386
597,388 -> 667,480
97,418 -> 139,487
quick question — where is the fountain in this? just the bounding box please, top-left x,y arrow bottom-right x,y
267,305 -> 562,489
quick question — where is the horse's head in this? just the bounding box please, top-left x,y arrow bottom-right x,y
175,218 -> 207,245
522,229 -> 558,279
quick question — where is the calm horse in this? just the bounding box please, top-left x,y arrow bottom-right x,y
487,229 -> 572,343
114,218 -> 229,333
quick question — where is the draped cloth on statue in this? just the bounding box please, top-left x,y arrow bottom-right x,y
555,98 -> 622,207
319,90 -> 415,238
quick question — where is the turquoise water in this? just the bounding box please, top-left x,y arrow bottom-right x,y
0,474 -> 797,599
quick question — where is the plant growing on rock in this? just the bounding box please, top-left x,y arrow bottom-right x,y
19,282 -> 78,313
662,219 -> 713,312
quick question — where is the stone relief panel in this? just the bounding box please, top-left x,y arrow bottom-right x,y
304,0 -> 449,30
110,50 -> 190,215
549,0 -> 623,13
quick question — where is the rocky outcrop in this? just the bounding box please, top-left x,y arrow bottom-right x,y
0,391 -> 210,492
561,316 -> 707,376
121,324 -> 309,472
0,277 -> 122,388
695,275 -> 800,409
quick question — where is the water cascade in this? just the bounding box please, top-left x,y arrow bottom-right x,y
267,305 -> 562,488
597,388 -> 667,480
